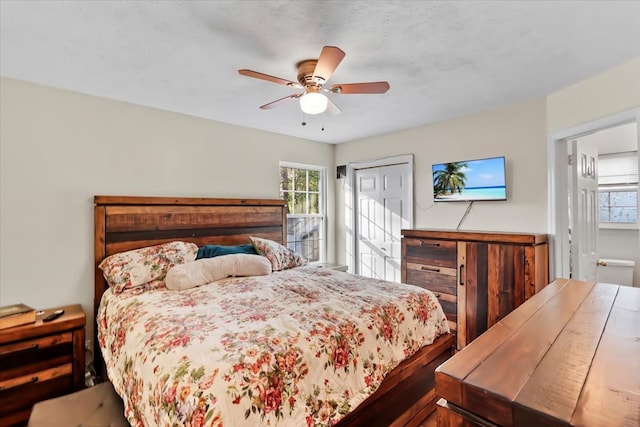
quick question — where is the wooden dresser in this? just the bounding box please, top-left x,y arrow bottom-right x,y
401,229 -> 548,349
435,279 -> 640,427
0,304 -> 85,426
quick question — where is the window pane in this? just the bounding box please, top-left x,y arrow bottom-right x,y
286,217 -> 321,262
309,216 -> 322,235
295,169 -> 307,191
294,192 -> 307,214
610,191 -> 637,207
308,170 -> 320,191
282,191 -> 293,214
308,193 -> 319,214
610,207 -> 637,223
599,192 -> 609,206
599,207 -> 610,222
280,168 -> 294,191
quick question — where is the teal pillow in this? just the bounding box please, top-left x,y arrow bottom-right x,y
196,244 -> 257,260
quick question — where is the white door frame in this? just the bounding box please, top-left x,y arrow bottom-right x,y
346,154 -> 414,274
547,107 -> 640,280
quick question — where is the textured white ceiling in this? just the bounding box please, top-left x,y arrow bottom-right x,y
1,1 -> 640,144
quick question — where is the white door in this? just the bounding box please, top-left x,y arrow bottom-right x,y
355,163 -> 411,282
570,138 -> 599,281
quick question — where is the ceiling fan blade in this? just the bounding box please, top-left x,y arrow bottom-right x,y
238,69 -> 301,88
259,94 -> 301,110
313,46 -> 345,82
326,97 -> 342,116
330,81 -> 390,94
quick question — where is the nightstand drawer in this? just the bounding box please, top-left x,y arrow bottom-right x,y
0,363 -> 72,391
0,332 -> 73,381
0,364 -> 73,421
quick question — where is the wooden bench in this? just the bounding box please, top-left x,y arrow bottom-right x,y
435,278 -> 640,427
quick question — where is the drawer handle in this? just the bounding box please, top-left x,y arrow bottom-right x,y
419,241 -> 440,247
421,266 -> 441,272
0,343 -> 39,357
0,376 -> 39,392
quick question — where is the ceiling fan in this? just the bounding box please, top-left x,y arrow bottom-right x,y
238,46 -> 390,116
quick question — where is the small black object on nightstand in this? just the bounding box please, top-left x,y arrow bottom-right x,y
43,309 -> 64,322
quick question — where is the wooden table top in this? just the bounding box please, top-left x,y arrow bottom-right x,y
435,278 -> 640,427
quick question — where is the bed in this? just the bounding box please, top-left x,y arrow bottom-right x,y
94,195 -> 455,427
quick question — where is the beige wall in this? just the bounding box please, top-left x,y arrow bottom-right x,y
0,77 -> 334,343
547,57 -> 640,133
334,98 -> 548,266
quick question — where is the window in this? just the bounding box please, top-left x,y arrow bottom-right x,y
279,163 -> 326,262
598,151 -> 638,227
599,187 -> 637,223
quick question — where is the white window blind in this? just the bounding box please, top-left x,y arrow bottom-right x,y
598,151 -> 638,185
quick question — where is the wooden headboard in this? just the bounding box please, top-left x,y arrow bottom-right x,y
93,195 -> 286,374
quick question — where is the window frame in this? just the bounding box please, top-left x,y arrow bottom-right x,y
279,161 -> 327,262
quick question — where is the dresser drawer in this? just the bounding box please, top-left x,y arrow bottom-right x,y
404,263 -> 458,331
432,292 -> 457,331
405,263 -> 457,294
403,238 -> 457,267
0,332 -> 73,381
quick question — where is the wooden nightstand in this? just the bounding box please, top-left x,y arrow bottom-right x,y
0,304 -> 86,427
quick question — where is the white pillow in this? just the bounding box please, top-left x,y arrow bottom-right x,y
165,254 -> 272,291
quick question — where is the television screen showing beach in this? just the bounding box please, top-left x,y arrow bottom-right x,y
433,156 -> 506,201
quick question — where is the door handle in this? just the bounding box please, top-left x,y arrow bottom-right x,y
459,264 -> 465,286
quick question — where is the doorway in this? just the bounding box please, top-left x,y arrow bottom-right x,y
548,108 -> 640,281
347,154 -> 414,281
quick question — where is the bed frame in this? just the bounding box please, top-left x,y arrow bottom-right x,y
94,195 -> 455,427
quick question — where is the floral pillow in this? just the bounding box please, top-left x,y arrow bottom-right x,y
98,241 -> 198,293
249,236 -> 307,271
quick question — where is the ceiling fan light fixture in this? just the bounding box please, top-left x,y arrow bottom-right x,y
299,92 -> 328,115
239,45 -> 389,114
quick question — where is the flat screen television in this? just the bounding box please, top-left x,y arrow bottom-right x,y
432,156 -> 507,201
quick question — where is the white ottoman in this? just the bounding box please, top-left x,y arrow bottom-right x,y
28,382 -> 129,427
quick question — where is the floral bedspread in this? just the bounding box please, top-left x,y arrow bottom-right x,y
98,266 -> 450,427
